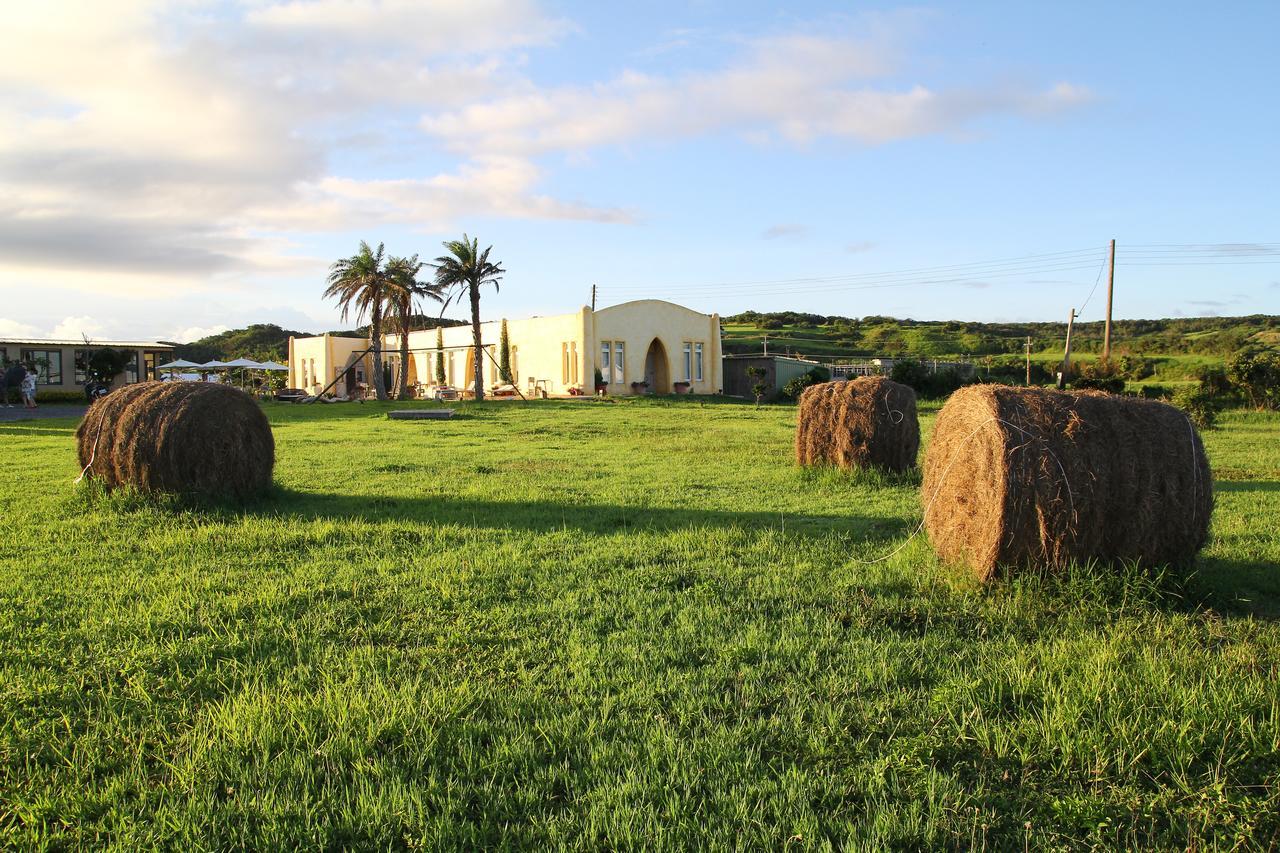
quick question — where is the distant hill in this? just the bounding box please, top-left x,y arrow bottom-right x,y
168,317 -> 468,363
721,312 -> 1280,382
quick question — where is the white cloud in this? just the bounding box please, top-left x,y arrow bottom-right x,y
0,0 -> 582,293
49,316 -> 110,341
172,324 -> 230,344
244,0 -> 572,52
420,33 -> 1090,156
0,318 -> 42,339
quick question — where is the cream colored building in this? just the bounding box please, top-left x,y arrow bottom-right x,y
288,300 -> 723,397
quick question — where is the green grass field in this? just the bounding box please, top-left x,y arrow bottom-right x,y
2,398 -> 1278,849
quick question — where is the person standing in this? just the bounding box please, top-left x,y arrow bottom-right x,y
20,365 -> 38,409
3,361 -> 26,408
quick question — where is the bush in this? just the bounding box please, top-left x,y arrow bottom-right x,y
35,390 -> 89,403
1226,349 -> 1280,410
1173,386 -> 1220,429
1195,366 -> 1234,399
1137,384 -> 1171,400
781,366 -> 831,401
890,359 -> 970,398
1072,375 -> 1126,394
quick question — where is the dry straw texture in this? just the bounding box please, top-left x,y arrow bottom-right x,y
922,385 -> 1213,581
76,381 -> 274,499
795,377 -> 920,473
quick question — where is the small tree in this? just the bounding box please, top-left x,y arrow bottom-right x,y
498,319 -> 513,384
435,327 -> 446,385
746,365 -> 768,408
1226,349 -> 1280,410
86,347 -> 131,385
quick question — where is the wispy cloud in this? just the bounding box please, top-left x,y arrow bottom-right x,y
762,224 -> 808,240
845,241 -> 877,253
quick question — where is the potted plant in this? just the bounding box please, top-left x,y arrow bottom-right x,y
594,368 -> 609,395
673,380 -> 691,394
630,380 -> 650,395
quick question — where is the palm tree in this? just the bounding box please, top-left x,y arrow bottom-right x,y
385,254 -> 443,400
432,235 -> 505,401
324,241 -> 390,400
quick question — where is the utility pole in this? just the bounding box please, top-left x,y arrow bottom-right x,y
1102,239 -> 1116,362
1057,308 -> 1077,390
591,283 -> 597,312
1025,336 -> 1032,386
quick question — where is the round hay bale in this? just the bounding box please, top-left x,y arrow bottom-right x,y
795,377 -> 920,473
76,381 -> 274,498
922,385 -> 1212,580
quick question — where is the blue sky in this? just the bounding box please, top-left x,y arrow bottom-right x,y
1,1 -> 1277,342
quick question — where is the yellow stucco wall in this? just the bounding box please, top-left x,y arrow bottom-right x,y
289,300 -> 720,397
288,334 -> 372,395
592,300 -> 722,394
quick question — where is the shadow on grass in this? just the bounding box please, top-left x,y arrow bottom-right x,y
244,487 -> 909,543
1215,480 -> 1280,493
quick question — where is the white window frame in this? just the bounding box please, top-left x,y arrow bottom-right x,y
613,342 -> 625,383
695,342 -> 704,381
682,342 -> 692,381
600,340 -> 611,381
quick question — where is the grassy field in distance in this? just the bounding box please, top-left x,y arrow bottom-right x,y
1,397 -> 1277,848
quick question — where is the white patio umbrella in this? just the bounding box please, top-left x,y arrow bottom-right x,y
157,358 -> 201,370
200,360 -> 230,369
257,361 -> 288,371
223,358 -> 264,368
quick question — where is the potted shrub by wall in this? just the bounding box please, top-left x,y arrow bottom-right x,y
673,381 -> 691,394
630,380 -> 649,395
594,368 -> 609,395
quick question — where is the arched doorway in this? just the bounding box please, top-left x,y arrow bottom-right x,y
643,338 -> 671,393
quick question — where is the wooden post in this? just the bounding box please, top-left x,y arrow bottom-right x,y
591,283 -> 597,312
1025,336 -> 1032,386
1102,239 -> 1115,362
1057,309 -> 1076,390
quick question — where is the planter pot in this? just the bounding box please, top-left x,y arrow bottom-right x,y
595,383 -> 609,395
673,383 -> 691,395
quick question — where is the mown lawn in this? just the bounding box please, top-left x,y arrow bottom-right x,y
1,398 -> 1278,849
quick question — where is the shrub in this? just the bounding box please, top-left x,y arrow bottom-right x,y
1072,375 -> 1126,394
36,390 -> 88,404
1137,384 -> 1171,400
780,366 -> 831,401
1173,386 -> 1219,429
1195,366 -> 1233,399
1226,349 -> 1280,410
890,359 -> 970,398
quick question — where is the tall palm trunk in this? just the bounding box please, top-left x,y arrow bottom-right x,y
470,282 -> 484,401
397,295 -> 412,400
370,303 -> 387,400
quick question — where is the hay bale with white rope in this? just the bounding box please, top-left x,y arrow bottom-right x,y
76,381 -> 274,499
795,377 -> 919,473
922,385 -> 1212,581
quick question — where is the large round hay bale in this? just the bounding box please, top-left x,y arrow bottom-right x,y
76,381 -> 274,498
922,385 -> 1212,580
795,377 -> 920,473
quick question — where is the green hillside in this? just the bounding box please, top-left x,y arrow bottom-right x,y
722,312 -> 1280,381
168,317 -> 468,363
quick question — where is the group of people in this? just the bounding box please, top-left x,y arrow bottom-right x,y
2,362 -> 38,409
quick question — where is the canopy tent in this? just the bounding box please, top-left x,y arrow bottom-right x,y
157,358 -> 202,370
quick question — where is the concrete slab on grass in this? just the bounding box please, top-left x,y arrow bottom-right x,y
388,409 -> 456,420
